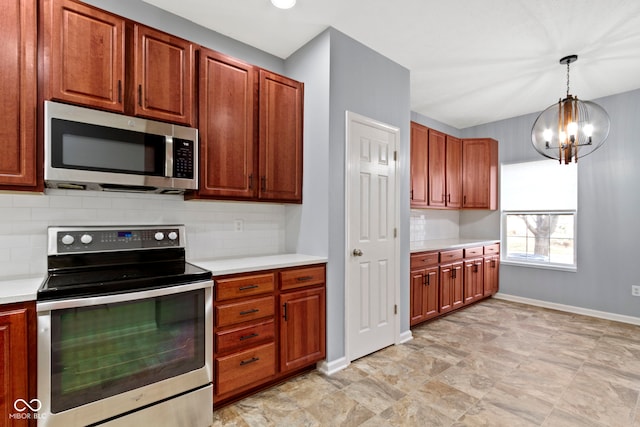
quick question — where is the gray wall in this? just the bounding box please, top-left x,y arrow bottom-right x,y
411,111 -> 461,138
81,0 -> 284,72
460,88 -> 640,318
283,31 -> 331,257
327,29 -> 411,360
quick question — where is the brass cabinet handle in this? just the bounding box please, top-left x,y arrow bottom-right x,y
283,302 -> 288,321
296,276 -> 313,282
239,308 -> 259,316
239,284 -> 259,291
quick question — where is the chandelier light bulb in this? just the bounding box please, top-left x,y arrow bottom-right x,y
567,121 -> 578,139
583,123 -> 594,138
543,128 -> 553,143
270,0 -> 296,9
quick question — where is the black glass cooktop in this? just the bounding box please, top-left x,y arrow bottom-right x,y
38,250 -> 211,301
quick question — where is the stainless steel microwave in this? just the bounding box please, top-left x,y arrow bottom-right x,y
44,101 -> 198,194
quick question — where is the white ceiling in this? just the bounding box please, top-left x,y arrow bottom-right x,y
142,0 -> 640,129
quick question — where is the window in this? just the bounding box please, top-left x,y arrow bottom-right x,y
501,160 -> 577,270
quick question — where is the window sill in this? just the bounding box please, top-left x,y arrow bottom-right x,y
501,260 -> 577,273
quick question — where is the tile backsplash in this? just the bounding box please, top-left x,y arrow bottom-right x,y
0,190 -> 285,279
410,209 -> 460,242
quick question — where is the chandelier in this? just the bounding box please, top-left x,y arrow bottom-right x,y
531,55 -> 610,164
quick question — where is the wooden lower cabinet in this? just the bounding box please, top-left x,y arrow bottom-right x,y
411,244 -> 500,327
464,257 -> 484,304
410,252 -> 439,326
212,264 -> 325,406
440,260 -> 463,314
280,287 -> 325,372
0,301 -> 37,426
484,254 -> 500,296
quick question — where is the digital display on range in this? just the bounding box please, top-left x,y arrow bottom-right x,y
118,231 -> 133,238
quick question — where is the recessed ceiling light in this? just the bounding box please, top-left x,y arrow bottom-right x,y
271,0 -> 296,9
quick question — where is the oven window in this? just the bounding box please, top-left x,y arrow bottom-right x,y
51,119 -> 166,176
49,289 -> 205,413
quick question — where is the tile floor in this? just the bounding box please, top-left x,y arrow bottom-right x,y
212,298 -> 640,426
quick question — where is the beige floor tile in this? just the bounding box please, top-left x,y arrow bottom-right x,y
212,299 -> 640,427
556,370 -> 639,426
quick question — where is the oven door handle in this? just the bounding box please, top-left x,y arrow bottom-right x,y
36,280 -> 213,312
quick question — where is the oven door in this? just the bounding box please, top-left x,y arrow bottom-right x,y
37,280 -> 212,427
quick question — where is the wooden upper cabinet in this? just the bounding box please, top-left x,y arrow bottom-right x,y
427,129 -> 446,207
0,0 -> 38,189
43,0 -> 195,125
131,24 -> 195,126
462,138 -> 498,210
43,0 -> 126,112
445,135 -> 462,208
198,48 -> 257,199
410,122 -> 429,208
259,70 -> 303,203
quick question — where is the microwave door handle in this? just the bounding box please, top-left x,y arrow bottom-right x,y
165,136 -> 173,178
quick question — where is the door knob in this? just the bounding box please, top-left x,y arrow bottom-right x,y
352,249 -> 363,256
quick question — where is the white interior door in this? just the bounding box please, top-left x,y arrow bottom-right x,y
345,111 -> 399,362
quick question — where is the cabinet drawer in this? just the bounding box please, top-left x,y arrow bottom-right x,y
440,249 -> 463,263
216,296 -> 274,328
215,319 -> 275,354
215,273 -> 274,301
410,252 -> 439,268
464,247 -> 483,258
279,265 -> 326,290
215,342 -> 276,396
484,243 -> 500,254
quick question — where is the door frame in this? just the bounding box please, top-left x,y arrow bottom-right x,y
344,110 -> 401,363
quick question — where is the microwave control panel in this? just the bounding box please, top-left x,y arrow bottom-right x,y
173,138 -> 194,179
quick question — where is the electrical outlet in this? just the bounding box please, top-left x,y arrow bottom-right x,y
234,219 -> 244,232
632,285 -> 640,297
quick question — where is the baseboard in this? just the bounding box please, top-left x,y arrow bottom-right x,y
494,292 -> 640,326
316,356 -> 349,376
398,329 -> 413,344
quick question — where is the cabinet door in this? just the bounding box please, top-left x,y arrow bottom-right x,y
439,264 -> 453,314
133,24 -> 195,125
423,266 -> 439,320
484,255 -> 500,296
279,287 -> 325,372
0,304 -> 34,425
198,48 -> 257,199
428,129 -> 446,207
451,261 -> 464,310
45,0 -> 125,112
0,0 -> 38,189
258,70 -> 303,203
410,122 -> 429,208
445,135 -> 462,208
464,258 -> 484,304
462,138 -> 498,209
410,268 -> 426,325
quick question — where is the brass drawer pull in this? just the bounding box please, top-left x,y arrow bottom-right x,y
239,308 -> 259,316
296,276 -> 313,282
239,357 -> 260,366
240,333 -> 259,341
239,284 -> 260,291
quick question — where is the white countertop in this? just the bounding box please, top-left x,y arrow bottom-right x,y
0,276 -> 44,305
411,238 -> 499,253
0,254 -> 327,305
190,253 -> 328,276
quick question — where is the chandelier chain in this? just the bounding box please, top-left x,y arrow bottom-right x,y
566,61 -> 570,97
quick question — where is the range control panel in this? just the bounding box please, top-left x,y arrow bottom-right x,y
48,225 -> 185,255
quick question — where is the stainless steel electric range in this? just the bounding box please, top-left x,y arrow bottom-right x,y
36,225 -> 213,427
